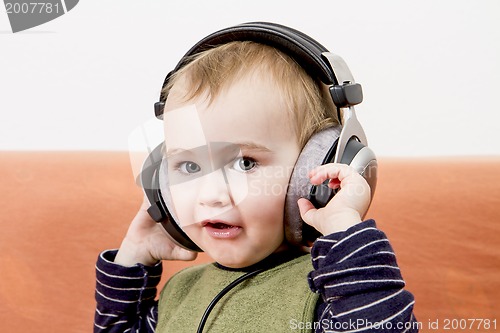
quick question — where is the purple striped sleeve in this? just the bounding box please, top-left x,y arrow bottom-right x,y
94,250 -> 161,333
309,220 -> 419,333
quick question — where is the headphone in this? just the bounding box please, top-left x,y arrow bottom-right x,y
140,22 -> 377,252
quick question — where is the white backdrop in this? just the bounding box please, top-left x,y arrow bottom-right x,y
1,0 -> 499,156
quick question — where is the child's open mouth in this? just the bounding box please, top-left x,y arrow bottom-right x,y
202,221 -> 242,239
208,222 -> 233,229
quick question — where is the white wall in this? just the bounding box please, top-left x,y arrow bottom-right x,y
1,0 -> 499,157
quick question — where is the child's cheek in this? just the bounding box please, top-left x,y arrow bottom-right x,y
246,166 -> 291,198
224,167 -> 249,205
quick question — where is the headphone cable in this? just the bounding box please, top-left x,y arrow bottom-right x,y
196,268 -> 265,333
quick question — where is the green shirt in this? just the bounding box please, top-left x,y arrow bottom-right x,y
156,253 -> 319,333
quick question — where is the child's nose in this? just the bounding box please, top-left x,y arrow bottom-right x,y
197,168 -> 233,208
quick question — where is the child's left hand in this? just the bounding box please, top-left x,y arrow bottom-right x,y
297,163 -> 371,235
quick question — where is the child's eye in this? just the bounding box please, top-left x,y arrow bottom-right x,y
232,157 -> 258,173
178,161 -> 201,174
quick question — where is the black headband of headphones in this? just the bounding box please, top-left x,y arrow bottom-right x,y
154,22 -> 362,118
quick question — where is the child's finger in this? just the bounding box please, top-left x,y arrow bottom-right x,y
328,178 -> 341,189
297,197 -> 317,227
309,163 -> 358,185
169,246 -> 198,261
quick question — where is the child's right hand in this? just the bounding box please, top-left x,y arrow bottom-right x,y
298,163 -> 371,235
114,196 -> 197,267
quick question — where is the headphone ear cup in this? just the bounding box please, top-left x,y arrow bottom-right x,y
309,139 -> 378,207
284,126 -> 342,246
339,138 -> 378,207
140,144 -> 165,221
284,127 -> 378,247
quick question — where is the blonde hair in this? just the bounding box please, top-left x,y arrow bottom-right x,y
162,41 -> 339,148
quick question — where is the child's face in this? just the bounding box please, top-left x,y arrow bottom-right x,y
163,73 -> 301,268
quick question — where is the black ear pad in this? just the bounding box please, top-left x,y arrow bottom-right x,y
284,127 -> 378,247
141,144 -> 202,252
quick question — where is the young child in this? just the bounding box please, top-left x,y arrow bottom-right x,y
94,29 -> 417,332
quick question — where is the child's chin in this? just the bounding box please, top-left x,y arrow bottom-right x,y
208,251 -> 261,269
211,254 -> 247,268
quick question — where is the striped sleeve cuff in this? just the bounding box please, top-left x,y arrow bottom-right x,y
95,250 -> 162,313
308,220 -> 405,300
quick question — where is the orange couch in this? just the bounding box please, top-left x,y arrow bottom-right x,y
1,151 -> 499,332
